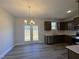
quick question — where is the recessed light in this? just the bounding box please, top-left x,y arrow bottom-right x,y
67,10 -> 72,13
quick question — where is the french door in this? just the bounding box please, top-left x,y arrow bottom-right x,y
24,25 -> 38,43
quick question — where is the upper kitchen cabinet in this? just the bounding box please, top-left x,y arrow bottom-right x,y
73,17 -> 79,25
67,21 -> 74,30
73,17 -> 79,30
44,17 -> 79,31
58,21 -> 75,30
66,17 -> 79,30
58,22 -> 68,30
44,21 -> 51,31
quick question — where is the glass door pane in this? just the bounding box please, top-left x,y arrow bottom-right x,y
33,25 -> 38,41
24,25 -> 30,41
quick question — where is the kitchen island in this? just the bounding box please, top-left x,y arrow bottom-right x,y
66,45 -> 79,59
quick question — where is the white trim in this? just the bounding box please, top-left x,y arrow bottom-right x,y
0,46 -> 14,59
14,43 -> 27,46
14,41 -> 44,46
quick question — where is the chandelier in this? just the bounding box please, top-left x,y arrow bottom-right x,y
24,5 -> 35,25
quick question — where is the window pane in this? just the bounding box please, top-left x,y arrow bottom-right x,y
24,25 -> 30,41
51,22 -> 56,30
33,26 -> 38,41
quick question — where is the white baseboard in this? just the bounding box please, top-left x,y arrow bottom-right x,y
15,41 -> 44,46
14,43 -> 27,46
0,46 -> 14,59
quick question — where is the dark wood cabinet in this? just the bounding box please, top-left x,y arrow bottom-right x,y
67,17 -> 79,30
67,21 -> 74,30
59,22 -> 68,30
44,36 -> 53,44
53,35 -> 65,43
57,17 -> 79,30
53,35 -> 72,44
57,22 -> 60,30
44,17 -> 79,31
73,17 -> 79,25
73,17 -> 79,30
44,21 -> 51,31
44,35 -> 72,44
57,22 -> 69,30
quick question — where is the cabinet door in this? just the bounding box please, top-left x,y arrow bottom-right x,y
73,17 -> 79,30
67,21 -> 74,30
57,22 -> 60,30
44,21 -> 51,31
74,17 -> 79,25
59,22 -> 68,30
44,36 -> 53,44
58,22 -> 63,30
59,21 -> 75,30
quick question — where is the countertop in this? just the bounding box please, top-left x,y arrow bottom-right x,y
44,30 -> 76,36
66,45 -> 79,54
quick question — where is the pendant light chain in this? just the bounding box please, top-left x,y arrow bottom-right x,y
28,5 -> 31,24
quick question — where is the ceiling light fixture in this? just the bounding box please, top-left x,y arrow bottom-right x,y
67,10 -> 72,13
24,4 -> 35,25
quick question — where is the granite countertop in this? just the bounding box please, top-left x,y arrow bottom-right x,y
66,45 -> 79,54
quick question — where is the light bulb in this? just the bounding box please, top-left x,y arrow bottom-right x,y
24,20 -> 27,24
67,10 -> 72,13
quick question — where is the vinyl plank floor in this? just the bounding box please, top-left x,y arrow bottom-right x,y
2,43 -> 68,59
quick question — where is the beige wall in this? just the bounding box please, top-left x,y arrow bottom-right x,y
15,18 -> 45,45
0,7 -> 14,58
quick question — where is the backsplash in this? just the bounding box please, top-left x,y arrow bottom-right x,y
44,30 -> 78,36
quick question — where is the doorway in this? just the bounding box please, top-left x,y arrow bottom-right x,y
24,25 -> 39,43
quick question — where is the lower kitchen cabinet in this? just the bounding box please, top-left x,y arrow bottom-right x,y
44,35 -> 72,45
44,36 -> 53,44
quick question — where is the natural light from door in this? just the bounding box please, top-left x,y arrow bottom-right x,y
24,20 -> 38,42
33,25 -> 38,41
24,25 -> 30,41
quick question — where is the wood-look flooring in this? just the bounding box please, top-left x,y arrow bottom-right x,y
2,43 -> 68,59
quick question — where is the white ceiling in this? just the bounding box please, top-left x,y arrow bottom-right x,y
0,0 -> 78,19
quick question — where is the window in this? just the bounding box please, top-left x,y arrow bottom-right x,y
24,25 -> 30,41
33,25 -> 38,41
51,22 -> 57,30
